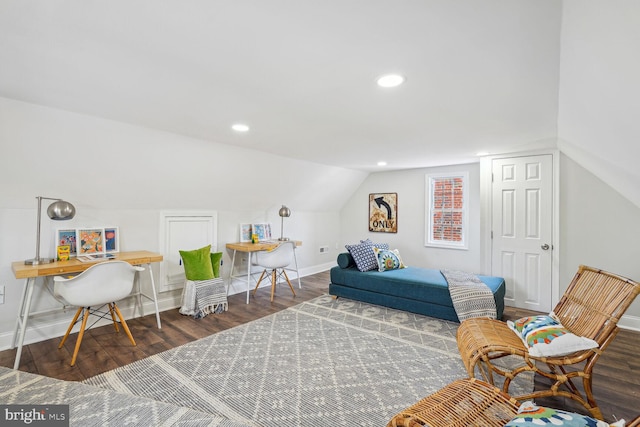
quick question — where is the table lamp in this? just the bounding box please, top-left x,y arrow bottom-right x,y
25,196 -> 76,265
278,205 -> 291,241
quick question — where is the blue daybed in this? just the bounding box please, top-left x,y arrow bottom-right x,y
329,252 -> 506,322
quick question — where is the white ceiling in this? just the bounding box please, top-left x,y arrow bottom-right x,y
0,1 -> 562,171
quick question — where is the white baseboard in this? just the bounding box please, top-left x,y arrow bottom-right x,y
3,267 -> 637,355
619,314 -> 640,332
0,292 -> 181,352
226,262 -> 334,296
1,263 -> 336,352
299,261 -> 335,277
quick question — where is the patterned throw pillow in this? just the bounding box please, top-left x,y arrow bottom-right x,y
345,241 -> 389,272
505,401 -> 624,427
373,247 -> 406,272
507,315 -> 599,357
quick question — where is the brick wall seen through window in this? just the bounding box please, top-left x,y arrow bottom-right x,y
425,172 -> 468,249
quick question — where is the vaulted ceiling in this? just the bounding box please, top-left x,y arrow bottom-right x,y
0,1 -> 561,171
1,1 -> 638,209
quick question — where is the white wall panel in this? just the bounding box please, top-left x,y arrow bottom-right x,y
525,189 -> 540,239
502,190 -> 515,238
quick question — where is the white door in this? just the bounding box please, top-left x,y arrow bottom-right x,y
491,154 -> 553,312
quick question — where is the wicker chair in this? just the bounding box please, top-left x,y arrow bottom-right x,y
456,265 -> 640,420
387,378 -> 640,427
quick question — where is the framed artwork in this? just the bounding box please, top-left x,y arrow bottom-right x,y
104,227 -> 120,253
239,223 -> 253,242
251,223 -> 272,241
369,193 -> 398,233
56,229 -> 78,257
77,228 -> 105,255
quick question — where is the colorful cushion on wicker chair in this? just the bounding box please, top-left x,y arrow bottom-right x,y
507,314 -> 599,357
505,401 -> 625,426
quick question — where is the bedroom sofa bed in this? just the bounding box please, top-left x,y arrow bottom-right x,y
329,252 -> 506,322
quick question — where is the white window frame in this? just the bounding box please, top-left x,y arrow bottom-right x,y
425,172 -> 469,250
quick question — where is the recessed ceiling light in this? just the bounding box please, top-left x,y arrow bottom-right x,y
476,151 -> 489,156
377,161 -> 387,166
376,74 -> 405,88
232,123 -> 250,132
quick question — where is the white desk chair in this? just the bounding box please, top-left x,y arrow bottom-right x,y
53,261 -> 144,366
252,241 -> 296,302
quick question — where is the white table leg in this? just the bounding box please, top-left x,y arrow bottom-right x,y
146,263 -> 162,329
227,249 -> 237,296
294,247 -> 301,289
133,269 -> 144,319
12,278 -> 36,370
246,252 -> 252,304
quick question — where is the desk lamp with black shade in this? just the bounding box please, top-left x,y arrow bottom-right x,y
24,196 -> 76,265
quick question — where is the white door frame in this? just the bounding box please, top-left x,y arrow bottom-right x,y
159,210 -> 218,293
479,149 -> 561,310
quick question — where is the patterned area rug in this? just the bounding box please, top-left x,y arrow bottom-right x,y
84,295 -> 532,426
0,366 -> 245,426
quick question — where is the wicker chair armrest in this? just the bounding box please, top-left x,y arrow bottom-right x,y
387,378 -> 519,427
627,416 -> 640,427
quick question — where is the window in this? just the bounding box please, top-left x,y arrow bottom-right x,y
425,172 -> 469,249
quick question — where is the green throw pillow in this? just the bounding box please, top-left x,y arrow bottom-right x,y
210,252 -> 223,278
179,245 -> 214,280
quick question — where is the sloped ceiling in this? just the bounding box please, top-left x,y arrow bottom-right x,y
0,0 -> 561,172
2,1 -> 636,209
558,0 -> 640,209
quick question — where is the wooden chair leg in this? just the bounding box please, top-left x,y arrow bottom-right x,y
112,303 -> 136,346
270,269 -> 276,302
108,303 -> 120,332
253,270 -> 267,295
59,307 -> 83,349
70,308 -> 90,367
282,269 -> 296,297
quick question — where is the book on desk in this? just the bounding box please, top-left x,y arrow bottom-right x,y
77,253 -> 116,262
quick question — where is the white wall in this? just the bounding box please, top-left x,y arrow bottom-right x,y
555,0 -> 640,328
340,163 -> 484,274
559,153 -> 640,328
341,156 -> 640,330
0,97 -> 366,348
558,0 -> 640,209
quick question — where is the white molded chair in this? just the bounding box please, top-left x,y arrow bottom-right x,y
252,241 -> 297,302
53,261 -> 144,366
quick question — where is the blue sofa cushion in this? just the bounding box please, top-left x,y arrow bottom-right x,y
337,252 -> 356,269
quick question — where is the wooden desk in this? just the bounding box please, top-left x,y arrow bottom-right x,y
11,250 -> 163,370
225,241 -> 301,304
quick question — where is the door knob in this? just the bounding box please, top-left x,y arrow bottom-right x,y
541,244 -> 550,250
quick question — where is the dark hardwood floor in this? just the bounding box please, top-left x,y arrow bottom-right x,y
1,271 -> 638,423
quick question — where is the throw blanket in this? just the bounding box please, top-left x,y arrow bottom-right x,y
179,278 -> 228,319
441,269 -> 497,321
